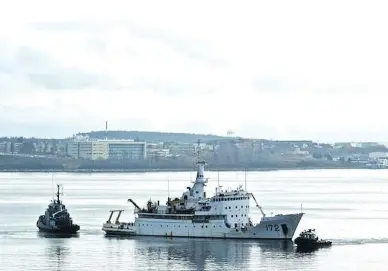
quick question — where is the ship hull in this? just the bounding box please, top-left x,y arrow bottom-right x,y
102,213 -> 303,240
37,222 -> 80,234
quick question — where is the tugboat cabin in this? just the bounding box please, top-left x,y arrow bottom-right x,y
299,229 -> 318,240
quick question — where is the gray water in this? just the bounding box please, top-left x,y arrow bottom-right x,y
1,169 -> 388,270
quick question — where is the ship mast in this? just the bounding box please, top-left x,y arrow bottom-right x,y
167,176 -> 170,199
194,139 -> 206,182
194,139 -> 204,163
244,168 -> 247,191
51,172 -> 54,200
56,184 -> 63,204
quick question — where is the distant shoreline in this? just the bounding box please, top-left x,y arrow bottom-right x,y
0,165 -> 371,173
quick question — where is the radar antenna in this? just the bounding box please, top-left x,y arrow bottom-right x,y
195,139 -> 201,162
193,139 -> 204,164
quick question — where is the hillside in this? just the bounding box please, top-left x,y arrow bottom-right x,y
78,130 -> 235,143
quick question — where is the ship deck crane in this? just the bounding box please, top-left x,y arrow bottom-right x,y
250,193 -> 266,217
127,198 -> 142,211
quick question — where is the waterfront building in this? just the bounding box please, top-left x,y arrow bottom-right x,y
66,138 -> 146,160
0,141 -> 11,153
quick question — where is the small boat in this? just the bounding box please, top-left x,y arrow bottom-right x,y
36,184 -> 80,234
294,229 -> 332,251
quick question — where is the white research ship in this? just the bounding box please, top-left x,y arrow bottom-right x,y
102,149 -> 304,240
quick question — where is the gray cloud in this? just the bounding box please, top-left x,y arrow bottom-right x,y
0,40 -> 113,91
132,77 -> 215,97
21,20 -> 227,97
30,20 -> 226,68
0,38 -> 205,97
129,25 -> 226,67
86,38 -> 108,54
29,20 -> 107,33
27,68 -> 111,91
252,75 -> 369,95
252,76 -> 292,93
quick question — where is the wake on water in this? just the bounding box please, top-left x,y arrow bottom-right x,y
330,238 -> 388,245
3,228 -> 388,247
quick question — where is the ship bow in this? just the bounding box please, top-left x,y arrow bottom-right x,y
274,212 -> 304,239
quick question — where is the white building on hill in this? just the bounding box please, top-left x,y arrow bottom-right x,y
67,138 -> 147,160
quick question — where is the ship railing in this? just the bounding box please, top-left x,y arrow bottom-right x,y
118,222 -> 136,229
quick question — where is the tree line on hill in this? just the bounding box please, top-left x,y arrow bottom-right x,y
78,130 -> 235,143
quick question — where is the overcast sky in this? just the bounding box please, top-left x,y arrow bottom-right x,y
1,0 -> 387,142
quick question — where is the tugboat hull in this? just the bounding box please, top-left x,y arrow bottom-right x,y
37,222 -> 80,234
294,237 -> 332,249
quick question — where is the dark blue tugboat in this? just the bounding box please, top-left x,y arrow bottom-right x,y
36,184 -> 80,234
294,229 -> 331,251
